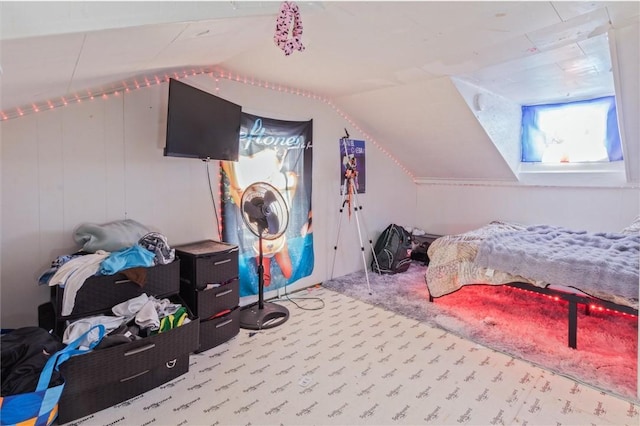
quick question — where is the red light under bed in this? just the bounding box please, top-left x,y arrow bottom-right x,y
432,283 -> 638,399
510,285 -> 638,319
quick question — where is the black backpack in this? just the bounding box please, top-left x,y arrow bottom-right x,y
371,224 -> 412,274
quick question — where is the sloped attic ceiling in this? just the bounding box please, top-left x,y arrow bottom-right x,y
1,1 -> 639,182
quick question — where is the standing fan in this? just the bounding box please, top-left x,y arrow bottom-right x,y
239,182 -> 290,329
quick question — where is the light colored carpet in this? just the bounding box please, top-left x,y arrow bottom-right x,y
322,261 -> 639,403
59,285 -> 639,425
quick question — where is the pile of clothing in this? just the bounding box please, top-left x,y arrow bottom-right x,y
63,293 -> 190,350
1,327 -> 66,396
39,219 -> 176,316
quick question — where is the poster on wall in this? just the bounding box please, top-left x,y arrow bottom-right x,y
340,139 -> 366,194
221,113 -> 314,297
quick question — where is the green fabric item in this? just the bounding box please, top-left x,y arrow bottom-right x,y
158,307 -> 188,334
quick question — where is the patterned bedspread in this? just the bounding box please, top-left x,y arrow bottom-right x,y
425,221 -> 639,309
425,221 -> 542,297
475,225 -> 640,308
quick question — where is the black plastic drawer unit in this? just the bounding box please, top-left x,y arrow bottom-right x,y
57,302 -> 199,423
52,260 -> 180,319
174,240 -> 240,352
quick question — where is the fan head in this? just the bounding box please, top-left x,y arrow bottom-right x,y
240,182 -> 289,240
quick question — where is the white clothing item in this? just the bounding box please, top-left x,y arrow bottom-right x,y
49,251 -> 110,316
132,296 -> 183,331
63,314 -> 125,350
48,250 -> 107,287
149,295 -> 182,317
135,300 -> 160,330
108,293 -> 183,331
112,293 -> 149,317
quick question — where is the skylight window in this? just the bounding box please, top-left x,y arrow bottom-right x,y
521,96 -> 623,164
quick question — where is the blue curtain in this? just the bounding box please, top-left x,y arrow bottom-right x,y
521,96 -> 622,162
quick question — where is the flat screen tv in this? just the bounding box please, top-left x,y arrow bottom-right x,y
164,78 -> 241,161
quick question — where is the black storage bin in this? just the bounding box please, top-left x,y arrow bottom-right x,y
37,302 -> 56,332
174,240 -> 239,352
174,240 -> 239,295
58,354 -> 189,424
194,278 -> 239,320
410,234 -> 442,265
52,260 -> 180,319
57,296 -> 199,424
196,307 -> 241,353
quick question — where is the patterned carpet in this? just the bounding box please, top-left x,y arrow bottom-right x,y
58,284 -> 639,425
322,261 -> 639,403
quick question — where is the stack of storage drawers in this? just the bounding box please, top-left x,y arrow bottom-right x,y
174,240 -> 240,353
49,259 -> 200,424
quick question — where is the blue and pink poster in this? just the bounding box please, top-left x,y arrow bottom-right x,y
221,113 -> 314,297
340,138 -> 366,194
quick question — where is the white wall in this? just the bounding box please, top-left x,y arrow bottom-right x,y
415,181 -> 639,236
0,76 -> 417,328
452,78 -> 522,179
612,23 -> 640,184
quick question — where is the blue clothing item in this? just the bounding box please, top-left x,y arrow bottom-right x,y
99,244 -> 155,275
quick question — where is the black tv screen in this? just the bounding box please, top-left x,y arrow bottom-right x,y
164,78 -> 241,161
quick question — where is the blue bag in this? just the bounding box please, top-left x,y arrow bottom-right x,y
0,325 -> 105,426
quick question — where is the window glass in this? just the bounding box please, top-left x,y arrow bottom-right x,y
521,96 -> 622,163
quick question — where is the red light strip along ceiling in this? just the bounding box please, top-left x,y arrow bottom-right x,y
0,67 -> 413,179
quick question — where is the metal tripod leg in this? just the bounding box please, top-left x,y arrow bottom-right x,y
330,177 -> 375,295
351,183 -> 381,277
330,178 -> 351,280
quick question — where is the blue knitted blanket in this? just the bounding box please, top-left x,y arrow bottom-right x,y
474,225 -> 640,304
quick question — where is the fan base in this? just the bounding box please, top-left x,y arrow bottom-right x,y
239,301 -> 289,330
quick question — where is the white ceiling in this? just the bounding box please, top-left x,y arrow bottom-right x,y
1,1 -> 639,180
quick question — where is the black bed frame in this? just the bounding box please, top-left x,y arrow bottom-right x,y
429,281 -> 638,349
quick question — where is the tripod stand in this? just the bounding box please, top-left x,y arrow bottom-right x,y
330,135 -> 380,294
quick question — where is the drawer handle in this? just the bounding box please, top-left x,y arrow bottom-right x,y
216,319 -> 233,328
216,289 -> 233,298
214,258 -> 231,266
120,369 -> 150,382
124,343 -> 156,356
114,279 -> 132,285
166,359 -> 177,368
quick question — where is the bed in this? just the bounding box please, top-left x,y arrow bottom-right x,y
425,220 -> 640,348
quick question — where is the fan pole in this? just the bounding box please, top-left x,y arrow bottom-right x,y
331,135 -> 379,295
239,232 -> 290,330
257,235 -> 265,310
